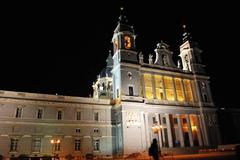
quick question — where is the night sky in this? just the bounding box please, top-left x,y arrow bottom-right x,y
1,1 -> 239,108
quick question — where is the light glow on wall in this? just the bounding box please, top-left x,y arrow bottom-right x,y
144,74 -> 153,99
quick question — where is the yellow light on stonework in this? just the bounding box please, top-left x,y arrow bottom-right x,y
50,139 -> 61,144
192,125 -> 197,131
154,75 -> 164,100
143,74 -> 153,99
175,78 -> 185,102
164,76 -> 175,101
184,80 -> 193,102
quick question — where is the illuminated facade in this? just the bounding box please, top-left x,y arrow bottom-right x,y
0,13 -> 220,159
110,14 -> 220,155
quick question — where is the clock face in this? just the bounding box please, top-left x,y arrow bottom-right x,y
124,36 -> 131,49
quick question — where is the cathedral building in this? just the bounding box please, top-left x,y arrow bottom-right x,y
0,13 -> 220,159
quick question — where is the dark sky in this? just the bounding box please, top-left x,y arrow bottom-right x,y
1,1 -> 239,108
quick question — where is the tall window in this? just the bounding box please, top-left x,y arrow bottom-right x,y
37,108 -> 43,119
164,76 -> 175,101
15,107 -> 22,118
154,75 -> 164,100
144,74 -> 153,99
116,89 -> 119,98
10,138 -> 18,152
184,80 -> 193,102
129,86 -> 133,96
57,110 -> 62,120
32,138 -> 41,152
94,112 -> 99,121
174,78 -> 184,102
76,111 -> 82,120
75,139 -> 81,151
54,143 -> 61,151
152,117 -> 157,124
93,139 -> 100,151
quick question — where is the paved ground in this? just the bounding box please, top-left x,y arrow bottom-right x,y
160,151 -> 238,160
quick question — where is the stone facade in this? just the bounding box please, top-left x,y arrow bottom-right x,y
0,91 -> 113,159
0,13 -> 221,159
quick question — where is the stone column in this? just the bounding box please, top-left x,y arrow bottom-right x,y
198,115 -> 206,146
166,114 -> 173,147
176,114 -> 184,147
144,113 -> 151,148
191,80 -> 198,102
195,115 -> 203,146
140,112 -> 147,150
122,111 -> 127,153
159,114 -> 166,147
152,75 -> 156,99
142,74 -> 146,98
186,114 -> 194,147
199,114 -> 209,146
161,76 -> 166,100
180,79 -> 187,102
172,77 -> 177,101
155,113 -> 163,148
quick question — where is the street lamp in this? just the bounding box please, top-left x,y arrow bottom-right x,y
50,139 -> 60,160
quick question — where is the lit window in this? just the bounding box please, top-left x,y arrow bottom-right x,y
32,138 -> 41,152
164,76 -> 175,101
57,110 -> 62,120
174,78 -> 184,102
184,80 -> 193,102
93,139 -> 100,151
154,75 -> 164,100
152,117 -> 157,124
10,138 -> 18,152
124,36 -> 131,49
37,108 -> 43,119
94,112 -> 99,121
15,107 -> 22,118
54,143 -> 61,151
144,74 -> 153,99
76,111 -> 82,120
75,139 -> 81,151
129,86 -> 134,96
162,117 -> 166,124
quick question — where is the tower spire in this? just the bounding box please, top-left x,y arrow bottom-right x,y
182,24 -> 191,42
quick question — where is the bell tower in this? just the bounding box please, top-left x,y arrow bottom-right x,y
111,7 -> 140,100
179,25 -> 206,74
112,8 -> 138,63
